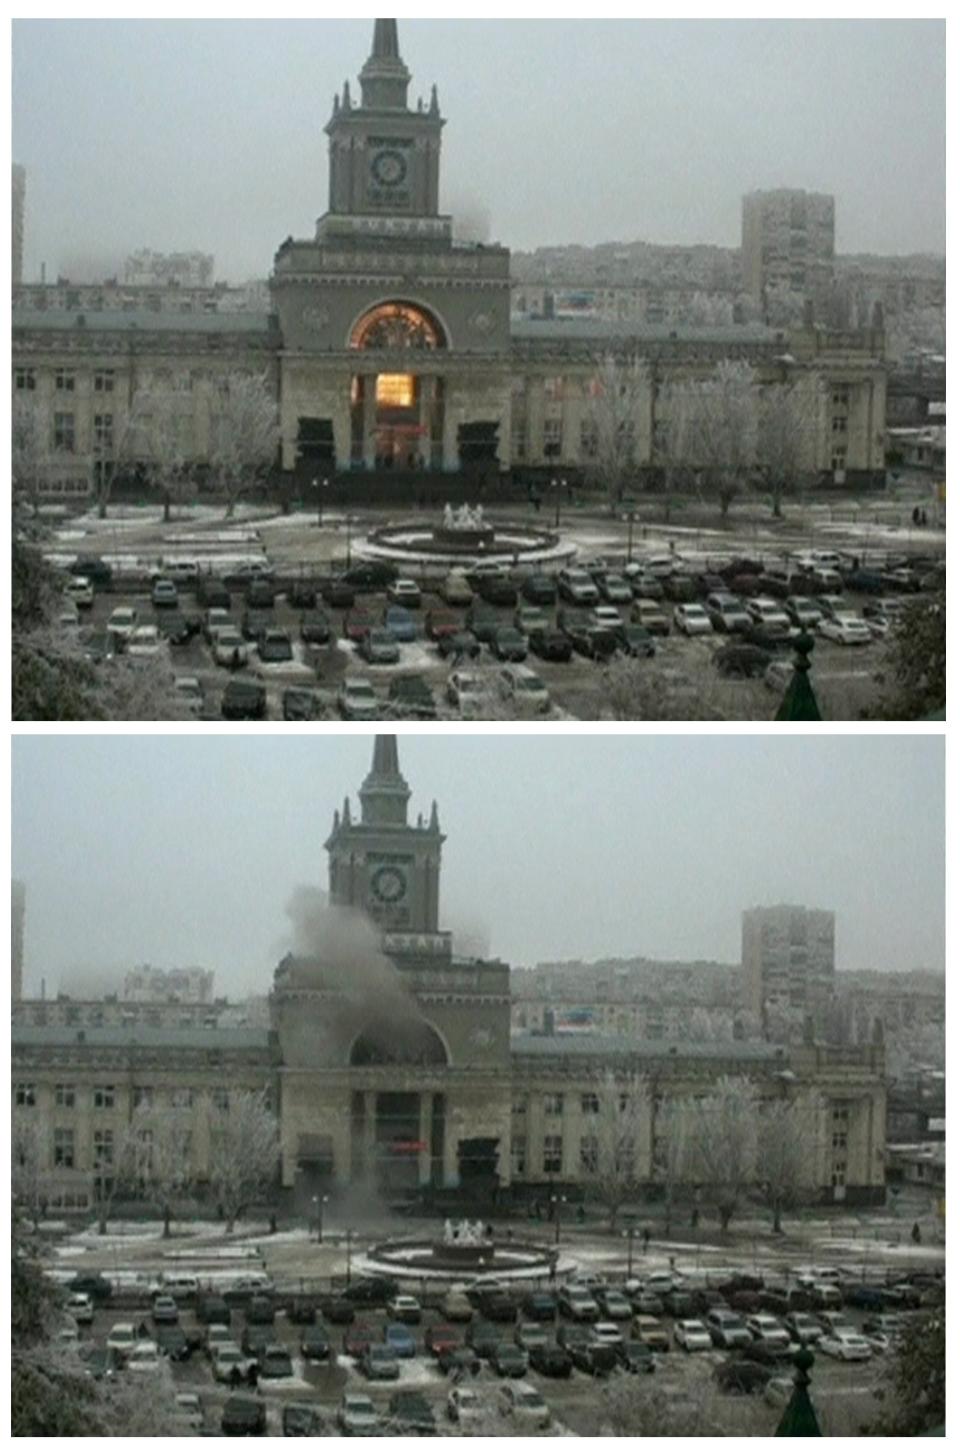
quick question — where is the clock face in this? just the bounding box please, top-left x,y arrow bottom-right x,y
371,149 -> 407,187
371,864 -> 407,904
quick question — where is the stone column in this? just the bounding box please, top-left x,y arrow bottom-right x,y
418,1094 -> 432,1187
443,1113 -> 460,1188
363,1091 -> 378,1182
442,385 -> 460,472
362,373 -> 378,468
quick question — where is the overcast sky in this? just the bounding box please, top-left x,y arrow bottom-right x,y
11,733 -> 944,998
12,17 -> 944,285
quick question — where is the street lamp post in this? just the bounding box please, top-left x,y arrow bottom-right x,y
626,1224 -> 636,1277
552,476 -> 567,529
551,1193 -> 567,1247
626,510 -> 637,563
345,510 -> 352,567
312,475 -> 329,528
312,1193 -> 328,1244
346,1227 -> 353,1284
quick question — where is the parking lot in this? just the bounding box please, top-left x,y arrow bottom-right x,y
60,1260 -> 934,1435
60,543 -> 941,721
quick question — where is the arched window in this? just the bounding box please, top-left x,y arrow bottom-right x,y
350,302 -> 446,352
350,1019 -> 449,1067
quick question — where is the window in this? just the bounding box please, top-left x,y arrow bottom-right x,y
132,1086 -> 153,1110
15,368 -> 36,390
831,416 -> 847,434
542,417 -> 562,458
831,448 -> 847,472
55,368 -> 75,391
832,1132 -> 847,1151
511,1097 -> 528,1119
54,1128 -> 75,1168
53,412 -> 75,453
510,419 -> 527,461
831,1166 -> 846,1187
543,376 -> 564,401
542,1135 -> 563,1174
94,1084 -> 115,1109
580,1093 -> 600,1115
831,386 -> 850,407
211,1088 -> 229,1112
15,1083 -> 36,1107
93,1130 -> 114,1166
543,1093 -> 564,1117
832,1106 -> 849,1124
511,1134 -> 527,1177
579,1134 -> 598,1174
55,1084 -> 76,1108
94,414 -> 114,451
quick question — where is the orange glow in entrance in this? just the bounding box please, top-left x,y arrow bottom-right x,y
376,373 -> 415,408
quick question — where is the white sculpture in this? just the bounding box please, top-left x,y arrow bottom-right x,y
443,1218 -> 454,1245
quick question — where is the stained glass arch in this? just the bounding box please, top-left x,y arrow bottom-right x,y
349,301 -> 447,351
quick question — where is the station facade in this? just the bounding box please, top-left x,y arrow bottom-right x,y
13,738 -> 887,1216
12,21 -> 886,501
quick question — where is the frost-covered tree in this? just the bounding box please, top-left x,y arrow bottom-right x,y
130,388 -> 197,522
651,1094 -> 695,1235
758,1092 -> 820,1232
686,1075 -> 759,1230
130,1103 -> 195,1238
12,394 -> 47,516
757,381 -> 819,516
207,1090 -> 280,1233
585,352 -> 649,506
600,1355 -> 724,1435
663,360 -> 759,517
208,370 -> 279,517
583,1073 -> 649,1230
12,1114 -> 53,1229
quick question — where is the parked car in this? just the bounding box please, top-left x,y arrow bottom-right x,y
746,1314 -> 791,1352
818,613 -> 872,645
343,607 -> 375,641
673,602 -> 713,636
522,1292 -> 557,1322
528,628 -> 574,662
558,567 -> 600,605
286,579 -> 317,609
386,578 -> 422,608
106,1323 -> 138,1359
321,1295 -> 355,1325
387,1294 -> 422,1325
425,607 -> 461,640
151,1295 -> 179,1325
569,1339 -> 618,1375
746,597 -> 792,638
337,1392 -> 379,1436
343,1322 -> 379,1359
258,627 -> 294,663
337,678 -> 379,720
528,1342 -> 572,1377
359,627 -> 401,665
154,1325 -> 190,1361
440,571 -> 473,605
818,1330 -> 872,1362
595,1289 -> 633,1321
491,625 -> 528,662
440,1287 -> 473,1322
320,576 -> 356,608
437,627 -> 482,660
632,1314 -> 670,1351
340,561 -> 399,592
674,1318 -> 712,1351
447,669 -> 488,718
221,1396 -> 267,1436
359,1342 -> 400,1380
522,573 -> 557,605
107,606 -> 139,642
498,1381 -> 550,1428
598,572 -> 633,603
282,1403 -> 322,1437
282,687 -> 322,720
447,1386 -> 484,1427
492,1341 -> 529,1377
67,1293 -> 95,1325
221,679 -> 266,719
383,604 -> 418,641
127,1340 -> 163,1374
65,576 -> 95,609
204,1324 -> 235,1356
213,628 -> 250,668
299,1325 -> 330,1361
387,673 -> 437,719
515,1321 -> 550,1352
212,1344 -> 257,1384
151,578 -> 179,609
387,1390 -> 435,1435
630,599 -> 670,635
300,611 -> 332,645
785,595 -> 824,629
706,1309 -> 752,1349
558,1285 -> 600,1322
344,1276 -> 398,1306
784,1312 -> 823,1345
619,1340 -> 656,1374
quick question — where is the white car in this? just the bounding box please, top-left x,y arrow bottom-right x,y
441,1286 -> 473,1322
674,603 -> 713,636
338,1393 -> 379,1435
818,1331 -> 872,1362
818,613 -> 872,645
204,606 -> 232,641
212,1343 -> 256,1383
746,1314 -> 791,1351
498,664 -> 551,715
107,606 -> 139,641
592,1321 -> 625,1347
387,578 -> 422,607
128,1341 -> 162,1373
447,669 -> 486,718
448,1386 -> 485,1426
746,597 -> 791,635
558,568 -> 600,604
66,576 -> 95,608
212,628 -> 250,666
674,1318 -> 712,1351
127,624 -> 164,658
498,1381 -> 550,1428
590,604 -> 624,631
204,1324 -> 235,1357
600,573 -> 633,603
338,678 -> 379,720
106,1322 -> 137,1358
387,1293 -> 422,1323
175,1393 -> 204,1432
441,571 -> 473,605
67,1293 -> 94,1325
174,675 -> 204,716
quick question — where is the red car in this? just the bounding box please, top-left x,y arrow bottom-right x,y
425,608 -> 461,640
343,608 -> 374,641
425,1323 -> 460,1358
344,1322 -> 378,1359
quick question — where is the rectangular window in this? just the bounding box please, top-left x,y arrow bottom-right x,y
511,1134 -> 527,1177
94,414 -> 114,451
55,368 -> 75,391
543,376 -> 564,401
831,416 -> 847,434
542,418 -> 562,458
132,1086 -> 153,1110
93,1130 -> 114,1166
15,1083 -> 36,1107
542,1134 -> 563,1174
580,1093 -> 600,1115
53,412 -> 75,453
543,1093 -> 564,1117
831,386 -> 850,407
831,1166 -> 846,1187
15,368 -> 36,390
55,1084 -> 76,1108
511,1097 -> 528,1118
54,1128 -> 75,1168
831,449 -> 847,472
94,1084 -> 115,1109
832,1106 -> 849,1124
832,1132 -> 847,1151
580,1134 -> 599,1174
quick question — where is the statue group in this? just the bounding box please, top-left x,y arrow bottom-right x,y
442,1217 -> 488,1248
442,502 -> 485,532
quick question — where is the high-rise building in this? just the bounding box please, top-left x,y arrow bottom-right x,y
742,188 -> 835,323
12,164 -> 26,286
742,904 -> 835,1033
12,880 -> 26,1000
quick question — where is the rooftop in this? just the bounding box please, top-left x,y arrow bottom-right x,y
510,1031 -> 783,1061
510,317 -> 783,344
12,309 -> 274,335
12,1024 -> 271,1051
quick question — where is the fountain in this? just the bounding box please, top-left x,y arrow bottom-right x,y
357,1221 -> 558,1282
356,504 -> 577,568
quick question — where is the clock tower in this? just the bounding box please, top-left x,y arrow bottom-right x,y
326,735 -> 445,940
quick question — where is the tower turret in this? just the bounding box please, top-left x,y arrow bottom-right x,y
359,735 -> 411,827
359,18 -> 411,110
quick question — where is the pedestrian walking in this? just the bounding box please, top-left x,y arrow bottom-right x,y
911,1221 -> 921,1244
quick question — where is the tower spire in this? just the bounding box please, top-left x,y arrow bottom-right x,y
359,17 -> 411,109
359,734 -> 411,826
